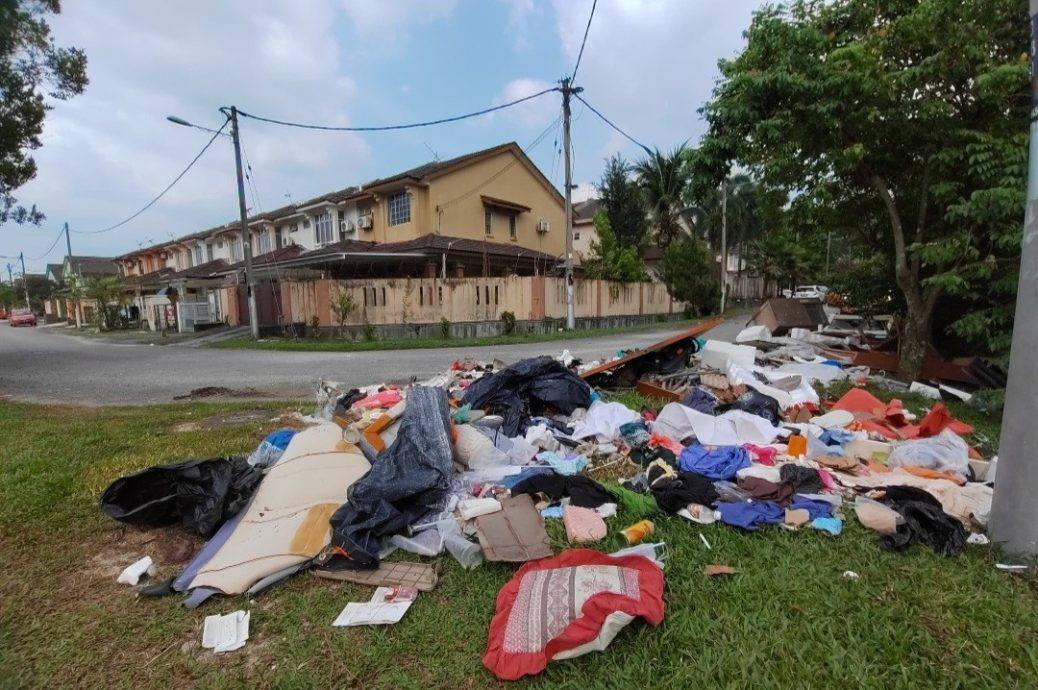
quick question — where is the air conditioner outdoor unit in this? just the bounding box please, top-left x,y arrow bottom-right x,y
537,219 -> 550,234
340,219 -> 356,236
358,214 -> 373,230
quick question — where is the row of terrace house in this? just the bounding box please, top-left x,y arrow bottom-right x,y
116,142 -> 583,332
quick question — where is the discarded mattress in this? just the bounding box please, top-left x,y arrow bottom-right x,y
483,549 -> 665,680
183,424 -> 371,595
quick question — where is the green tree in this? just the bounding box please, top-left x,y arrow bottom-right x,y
745,230 -> 810,297
330,287 -> 356,327
659,235 -> 718,315
0,0 -> 88,225
583,209 -> 647,282
84,275 -> 126,331
698,0 -> 1028,379
634,144 -> 690,248
597,154 -> 647,249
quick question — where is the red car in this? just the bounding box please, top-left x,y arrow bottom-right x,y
8,308 -> 37,327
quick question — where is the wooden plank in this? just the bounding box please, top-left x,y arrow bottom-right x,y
580,318 -> 723,381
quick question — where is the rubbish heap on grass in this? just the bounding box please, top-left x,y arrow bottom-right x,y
99,313 -> 1001,679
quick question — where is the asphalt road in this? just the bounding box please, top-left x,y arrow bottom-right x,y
0,317 -> 747,406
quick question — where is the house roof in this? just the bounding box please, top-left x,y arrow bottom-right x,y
115,142 -> 562,260
573,198 -> 602,223
215,244 -> 306,275
287,233 -> 559,268
164,258 -> 229,281
46,263 -> 64,282
66,256 -> 119,276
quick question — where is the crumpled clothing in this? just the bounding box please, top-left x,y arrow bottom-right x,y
654,403 -> 780,446
648,433 -> 684,456
736,464 -> 782,483
716,501 -> 785,531
511,474 -> 614,509
650,471 -> 719,514
779,464 -> 824,494
352,390 -> 403,410
819,428 -> 858,454
811,517 -> 843,535
536,451 -> 588,476
683,386 -> 718,414
854,495 -> 901,535
738,477 -> 795,506
646,458 -> 678,486
887,428 -> 970,482
721,389 -> 782,426
877,486 -> 967,556
836,469 -> 991,525
743,444 -> 778,465
571,402 -> 641,441
619,421 -> 651,449
789,496 -> 834,521
562,504 -> 607,543
677,444 -> 751,481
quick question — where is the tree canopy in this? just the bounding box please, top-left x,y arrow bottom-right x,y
596,154 -> 647,249
698,0 -> 1029,378
582,209 -> 647,283
0,0 -> 88,225
634,144 -> 691,248
659,235 -> 718,315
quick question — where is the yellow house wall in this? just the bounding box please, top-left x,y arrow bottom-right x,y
422,149 -> 566,257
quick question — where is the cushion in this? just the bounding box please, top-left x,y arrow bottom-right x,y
483,549 -> 664,680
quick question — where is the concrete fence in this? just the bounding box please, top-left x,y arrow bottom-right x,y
268,276 -> 682,329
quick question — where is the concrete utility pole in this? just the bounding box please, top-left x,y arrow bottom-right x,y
989,0 -> 1038,556
6,263 -> 12,285
560,78 -> 582,331
227,106 -> 260,339
65,222 -> 81,328
18,252 -> 30,310
720,179 -> 728,314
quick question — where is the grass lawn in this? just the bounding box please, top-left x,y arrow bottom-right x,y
209,317 -> 720,352
1,392 -> 1036,689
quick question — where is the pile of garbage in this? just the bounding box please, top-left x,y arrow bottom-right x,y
98,318 -> 997,680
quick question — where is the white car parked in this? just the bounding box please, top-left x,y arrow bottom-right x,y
792,285 -> 829,301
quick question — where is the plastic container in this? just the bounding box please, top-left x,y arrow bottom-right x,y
787,434 -> 808,458
621,519 -> 655,545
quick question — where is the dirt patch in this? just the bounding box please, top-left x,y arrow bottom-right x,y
84,525 -> 204,583
174,386 -> 266,400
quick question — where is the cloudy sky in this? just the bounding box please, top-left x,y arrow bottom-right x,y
5,0 -> 762,273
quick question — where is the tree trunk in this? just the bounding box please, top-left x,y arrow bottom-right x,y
898,302 -> 931,381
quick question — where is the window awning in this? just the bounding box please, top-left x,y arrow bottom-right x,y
481,195 -> 531,213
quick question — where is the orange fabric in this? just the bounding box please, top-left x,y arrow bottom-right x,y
918,402 -> 973,438
831,388 -> 886,414
866,460 -> 893,474
901,466 -> 967,486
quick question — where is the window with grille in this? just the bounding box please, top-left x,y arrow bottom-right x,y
388,193 -> 411,226
485,211 -> 493,236
314,212 -> 334,244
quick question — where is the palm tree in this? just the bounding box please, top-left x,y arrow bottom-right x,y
634,144 -> 690,248
746,231 -> 810,297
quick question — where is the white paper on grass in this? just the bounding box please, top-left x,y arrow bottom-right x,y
117,556 -> 155,585
202,610 -> 250,653
333,587 -> 416,627
653,403 -> 780,446
570,401 -> 641,441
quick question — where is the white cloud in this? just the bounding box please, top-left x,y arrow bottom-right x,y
8,0 -> 374,260
490,78 -> 559,128
499,0 -> 539,50
339,0 -> 456,51
572,182 -> 596,203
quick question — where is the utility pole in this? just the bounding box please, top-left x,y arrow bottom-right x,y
18,252 -> 30,311
65,222 -> 81,328
720,179 -> 728,314
989,0 -> 1038,557
560,78 -> 582,331
825,230 -> 832,274
227,106 -> 259,339
6,263 -> 12,285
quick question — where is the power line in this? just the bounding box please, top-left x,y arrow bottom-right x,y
236,88 -> 560,132
25,226 -> 66,261
574,93 -> 653,155
70,118 -> 230,235
571,0 -> 598,83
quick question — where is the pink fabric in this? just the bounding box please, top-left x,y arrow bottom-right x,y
743,444 -> 778,466
817,468 -> 836,491
649,434 -> 684,456
352,390 -> 403,410
563,505 -> 607,544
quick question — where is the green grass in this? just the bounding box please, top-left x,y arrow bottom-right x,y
209,317 -> 718,352
1,395 -> 1034,689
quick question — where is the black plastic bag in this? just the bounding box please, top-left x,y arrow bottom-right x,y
877,486 -> 966,556
461,356 -> 591,436
328,386 -> 454,569
99,457 -> 260,538
722,389 -> 782,425
649,470 -> 719,514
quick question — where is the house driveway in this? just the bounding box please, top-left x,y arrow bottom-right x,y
0,316 -> 747,405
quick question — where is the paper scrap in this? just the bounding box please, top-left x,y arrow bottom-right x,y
202,610 -> 250,653
333,586 -> 418,627
117,556 -> 156,585
996,563 -> 1029,573
966,533 -> 990,546
842,571 -> 860,580
704,564 -> 737,577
